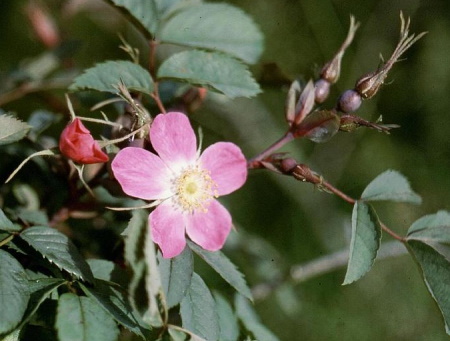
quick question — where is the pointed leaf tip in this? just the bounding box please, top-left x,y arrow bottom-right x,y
0,115 -> 31,146
187,241 -> 253,301
408,240 -> 450,334
19,226 -> 94,283
361,170 -> 422,204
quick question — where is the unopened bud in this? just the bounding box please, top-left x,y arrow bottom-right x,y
285,80 -> 301,124
280,158 -> 298,173
314,79 -> 330,104
320,16 -> 359,84
294,80 -> 315,125
354,71 -> 385,100
338,90 -> 362,113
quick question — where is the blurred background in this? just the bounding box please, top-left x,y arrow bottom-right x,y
1,0 -> 450,340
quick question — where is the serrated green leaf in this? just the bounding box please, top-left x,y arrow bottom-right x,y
13,183 -> 40,210
70,61 -> 154,95
0,209 -> 20,232
361,170 -> 422,204
157,0 -> 202,18
56,293 -> 119,341
408,211 -> 450,235
19,226 -> 94,283
79,280 -> 150,338
408,240 -> 450,334
407,212 -> 450,262
408,226 -> 450,245
17,209 -> 49,226
87,259 -> 129,288
159,3 -> 263,64
1,328 -> 21,341
343,202 -> 381,285
157,50 -> 261,98
213,292 -> 239,341
0,250 -> 30,334
180,273 -> 219,341
187,241 -> 253,301
234,294 -> 279,341
107,0 -> 159,38
168,327 -> 188,341
16,278 -> 65,330
159,246 -> 194,308
0,115 -> 31,146
294,110 -> 340,143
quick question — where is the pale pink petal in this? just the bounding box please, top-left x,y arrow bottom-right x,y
185,200 -> 232,251
150,201 -> 186,258
150,112 -> 197,170
112,147 -> 173,200
200,142 -> 247,196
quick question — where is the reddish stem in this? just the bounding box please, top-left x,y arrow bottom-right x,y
321,180 -> 356,204
147,39 -> 167,114
151,82 -> 167,114
248,132 -> 294,168
322,180 -> 405,242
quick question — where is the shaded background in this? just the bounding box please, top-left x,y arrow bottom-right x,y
1,0 -> 450,340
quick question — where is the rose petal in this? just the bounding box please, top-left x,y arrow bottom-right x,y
112,147 -> 173,200
200,142 -> 247,195
150,201 -> 186,258
185,199 -> 232,251
150,112 -> 197,171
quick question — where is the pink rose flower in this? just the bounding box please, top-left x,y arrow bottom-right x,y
112,112 -> 247,258
59,118 -> 109,164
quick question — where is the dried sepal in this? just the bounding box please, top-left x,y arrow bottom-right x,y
355,12 -> 427,99
294,80 -> 315,126
286,80 -> 301,124
339,114 -> 400,134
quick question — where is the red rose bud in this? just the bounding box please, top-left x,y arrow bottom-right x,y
59,118 -> 109,164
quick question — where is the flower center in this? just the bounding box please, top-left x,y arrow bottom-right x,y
173,165 -> 218,213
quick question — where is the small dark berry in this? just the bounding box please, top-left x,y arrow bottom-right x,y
338,89 -> 362,113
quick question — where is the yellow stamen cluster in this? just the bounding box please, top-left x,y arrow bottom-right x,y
173,165 -> 218,213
